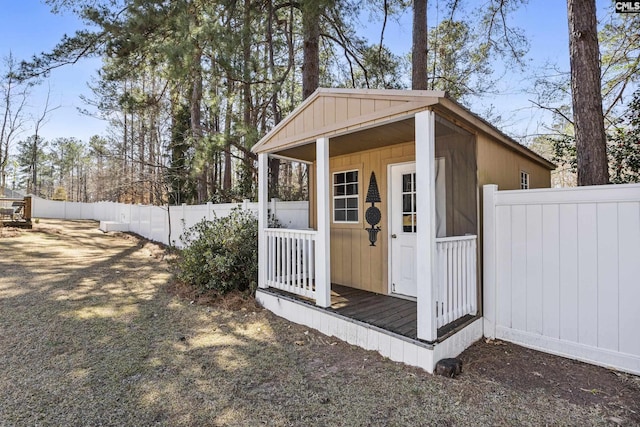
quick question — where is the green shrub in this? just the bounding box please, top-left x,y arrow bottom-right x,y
176,208 -> 259,294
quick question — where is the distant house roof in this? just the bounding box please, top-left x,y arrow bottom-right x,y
251,88 -> 555,170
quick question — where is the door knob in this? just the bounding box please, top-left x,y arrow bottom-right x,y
391,234 -> 397,238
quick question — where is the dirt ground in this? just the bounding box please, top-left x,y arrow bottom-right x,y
0,220 -> 638,426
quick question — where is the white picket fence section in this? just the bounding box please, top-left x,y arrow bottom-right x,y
31,197 -> 309,248
265,228 -> 317,299
435,235 -> 477,328
483,183 -> 640,375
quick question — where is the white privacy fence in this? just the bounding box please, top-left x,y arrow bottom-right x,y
435,235 -> 477,328
265,228 -> 317,299
483,183 -> 640,375
31,197 -> 309,248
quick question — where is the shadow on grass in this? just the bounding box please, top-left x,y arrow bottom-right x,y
1,219 -> 637,426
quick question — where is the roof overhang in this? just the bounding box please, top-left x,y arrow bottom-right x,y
433,98 -> 556,170
251,88 -> 443,155
252,88 -> 555,171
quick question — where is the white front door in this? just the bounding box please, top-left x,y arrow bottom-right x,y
389,160 -> 445,298
389,162 -> 418,298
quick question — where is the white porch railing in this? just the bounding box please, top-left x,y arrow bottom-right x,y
435,235 -> 478,328
265,228 -> 316,299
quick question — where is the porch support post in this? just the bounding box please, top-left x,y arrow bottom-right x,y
415,110 -> 437,342
315,137 -> 331,308
483,184 -> 498,338
257,152 -> 269,289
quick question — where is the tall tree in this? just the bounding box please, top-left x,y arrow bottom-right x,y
409,0 -> 527,96
531,10 -> 639,187
427,19 -> 492,101
1,54 -> 29,196
567,0 -> 609,185
17,135 -> 47,195
301,0 -> 322,98
609,88 -> 640,184
29,84 -> 59,195
411,0 -> 427,90
27,0 -> 397,204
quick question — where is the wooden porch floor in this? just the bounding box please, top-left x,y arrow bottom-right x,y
266,284 -> 473,341
329,285 -> 419,338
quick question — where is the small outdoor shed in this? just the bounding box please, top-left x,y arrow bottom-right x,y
252,88 -> 554,372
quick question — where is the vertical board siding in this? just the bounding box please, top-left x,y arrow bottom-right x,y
618,202 -> 640,356
559,203 -> 579,343
541,204 -> 560,339
596,203 -> 619,352
495,206 -> 512,328
294,114 -> 304,135
335,97 -> 348,122
361,98 -> 375,115
577,203 -> 598,348
313,99 -> 324,130
476,134 -> 552,190
486,184 -> 640,375
526,204 -> 543,336
328,141 -> 415,294
302,106 -> 313,132
324,96 -> 336,127
510,205 -> 527,331
347,98 -> 361,119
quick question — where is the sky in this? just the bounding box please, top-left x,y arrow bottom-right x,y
0,0 -> 617,148
0,0 -> 105,144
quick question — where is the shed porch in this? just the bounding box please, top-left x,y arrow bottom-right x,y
262,227 -> 479,340
256,285 -> 483,373
263,284 -> 478,341
254,89 -> 481,342
252,89 -> 491,371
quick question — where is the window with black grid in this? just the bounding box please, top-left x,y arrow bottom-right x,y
402,172 -> 417,232
333,170 -> 358,222
520,171 -> 530,189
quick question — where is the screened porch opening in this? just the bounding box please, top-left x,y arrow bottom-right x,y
433,115 -> 479,330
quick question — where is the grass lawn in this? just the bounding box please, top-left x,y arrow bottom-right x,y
0,220 -> 637,426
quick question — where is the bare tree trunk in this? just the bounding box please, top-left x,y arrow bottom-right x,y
223,80 -> 233,193
130,109 -> 135,202
140,74 -> 147,203
412,0 -> 428,90
121,81 -> 128,203
0,55 -> 27,196
241,0 -> 258,199
29,84 -> 58,196
567,0 -> 609,185
268,0 -> 281,199
302,0 -> 320,99
191,47 -> 208,202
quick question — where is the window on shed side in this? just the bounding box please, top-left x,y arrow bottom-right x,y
333,170 -> 359,222
520,171 -> 530,189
